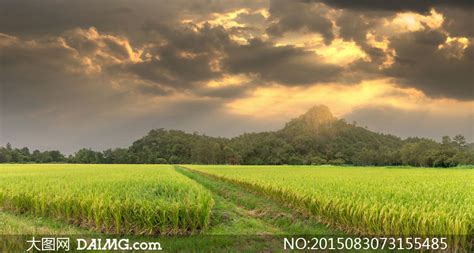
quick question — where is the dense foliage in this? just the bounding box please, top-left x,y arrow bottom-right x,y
1,106 -> 473,167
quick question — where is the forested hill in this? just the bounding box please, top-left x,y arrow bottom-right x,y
230,105 -> 404,165
1,105 -> 473,167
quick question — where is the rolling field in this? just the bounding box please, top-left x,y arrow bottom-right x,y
189,165 -> 474,237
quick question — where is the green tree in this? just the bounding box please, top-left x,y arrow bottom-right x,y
453,134 -> 466,147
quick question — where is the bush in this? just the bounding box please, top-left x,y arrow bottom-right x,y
288,155 -> 304,165
328,158 -> 345,165
155,158 -> 168,164
310,156 -> 327,165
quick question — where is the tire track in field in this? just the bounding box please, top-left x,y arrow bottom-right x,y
176,167 -> 282,235
175,166 -> 336,236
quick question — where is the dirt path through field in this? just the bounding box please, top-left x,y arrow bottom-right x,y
175,166 -> 337,236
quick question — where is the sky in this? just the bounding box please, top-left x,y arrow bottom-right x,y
0,0 -> 473,154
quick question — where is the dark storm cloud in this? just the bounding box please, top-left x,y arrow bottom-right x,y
61,27 -> 139,65
335,11 -> 389,68
384,30 -> 474,100
1,0 -> 471,99
292,0 -> 474,101
224,39 -> 342,85
0,27 -> 161,108
336,10 -> 385,44
267,0 -> 334,43
125,51 -> 219,89
137,84 -> 171,96
439,7 -> 474,38
142,23 -> 232,55
0,0 -> 171,37
0,33 -> 91,113
193,84 -> 254,99
119,22 -> 344,89
319,3 -> 473,101
345,105 -> 473,142
0,0 -> 267,42
118,24 -> 232,89
0,30 -> 140,139
308,0 -> 473,13
234,12 -> 267,25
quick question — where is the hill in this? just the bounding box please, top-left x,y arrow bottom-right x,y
122,105 -> 473,166
1,105 -> 473,167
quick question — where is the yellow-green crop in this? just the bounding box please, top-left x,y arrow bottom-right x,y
0,164 -> 213,235
189,165 -> 474,238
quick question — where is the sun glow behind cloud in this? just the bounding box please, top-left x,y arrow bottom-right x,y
387,9 -> 444,33
226,79 -> 474,120
275,33 -> 368,65
205,74 -> 253,88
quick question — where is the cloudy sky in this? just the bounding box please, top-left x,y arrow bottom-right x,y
0,0 -> 473,153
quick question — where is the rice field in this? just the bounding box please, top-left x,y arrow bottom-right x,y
188,165 -> 474,238
0,164 -> 213,235
1,163 -> 472,248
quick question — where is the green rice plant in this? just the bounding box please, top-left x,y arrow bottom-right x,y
0,164 -> 214,235
189,165 -> 474,240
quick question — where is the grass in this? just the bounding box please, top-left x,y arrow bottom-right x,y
0,209 -> 92,235
187,165 -> 474,239
0,209 -> 96,252
0,164 -> 213,235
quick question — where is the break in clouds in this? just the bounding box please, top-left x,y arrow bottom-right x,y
0,0 -> 473,153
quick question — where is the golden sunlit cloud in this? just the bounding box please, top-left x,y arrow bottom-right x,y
205,9 -> 250,29
275,33 -> 368,65
205,74 -> 253,88
58,27 -> 145,75
388,9 -> 444,32
184,8 -> 269,44
316,39 -> 369,65
438,36 -> 470,59
72,27 -> 143,63
0,33 -> 18,46
364,9 -> 444,69
226,79 -> 474,119
366,32 -> 396,69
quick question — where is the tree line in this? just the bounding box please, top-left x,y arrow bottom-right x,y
1,106 -> 473,167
